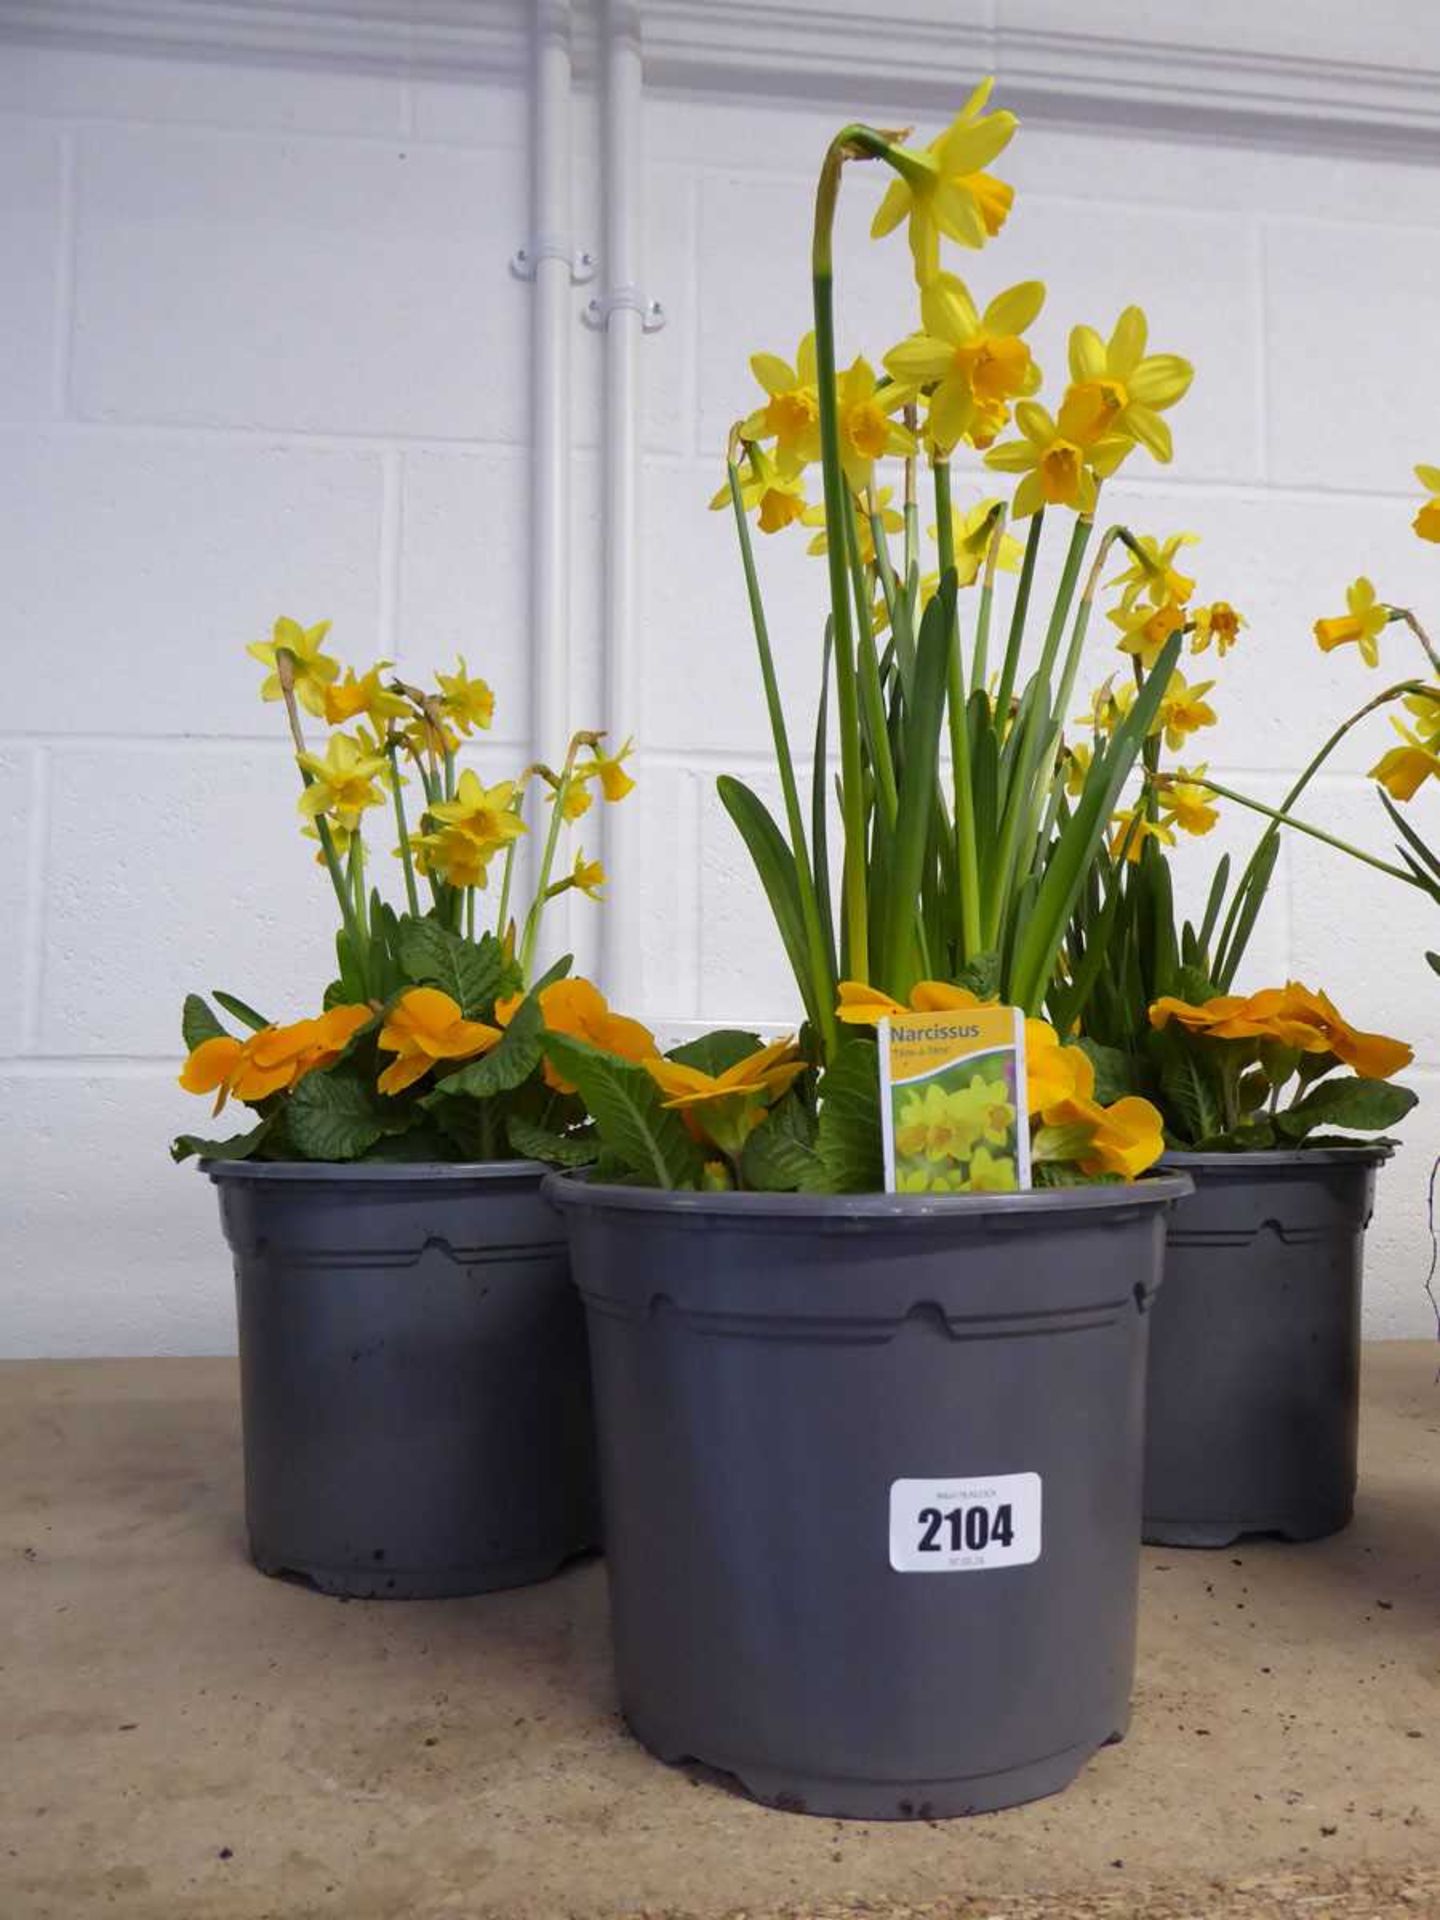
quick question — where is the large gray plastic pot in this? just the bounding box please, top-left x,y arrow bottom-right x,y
208,1160 -> 599,1598
546,1173 -> 1192,1820
1143,1147 -> 1389,1549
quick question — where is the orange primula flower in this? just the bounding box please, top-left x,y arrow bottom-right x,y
179,1004 -> 373,1115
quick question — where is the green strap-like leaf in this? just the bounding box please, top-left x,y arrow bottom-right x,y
717,775 -> 821,1035
212,990 -> 271,1033
542,1033 -> 705,1189
879,573 -> 954,996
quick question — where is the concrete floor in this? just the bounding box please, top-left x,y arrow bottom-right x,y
2,1347 -> 1438,1920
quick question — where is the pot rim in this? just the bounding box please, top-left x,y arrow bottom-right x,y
203,1157 -> 547,1186
543,1169 -> 1193,1222
1161,1144 -> 1394,1171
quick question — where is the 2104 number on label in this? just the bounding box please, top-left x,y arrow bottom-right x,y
889,1473 -> 1042,1572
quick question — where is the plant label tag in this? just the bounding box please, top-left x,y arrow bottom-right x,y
877,1006 -> 1031,1194
888,1473 -> 1042,1572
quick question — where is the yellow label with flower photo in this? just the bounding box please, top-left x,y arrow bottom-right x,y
878,1007 -> 1030,1195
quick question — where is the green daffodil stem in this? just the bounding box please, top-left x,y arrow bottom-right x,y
387,743 -> 421,918
1180,773 -> 1422,889
993,508 -> 1043,724
813,131 -> 882,984
518,738 -> 589,981
972,505 -> 1007,697
495,834 -> 518,947
934,460 -> 982,960
845,495 -> 899,827
1392,606 -> 1440,676
1214,677 -> 1431,980
725,458 -> 839,1059
465,886 -> 475,941
274,647 -> 365,955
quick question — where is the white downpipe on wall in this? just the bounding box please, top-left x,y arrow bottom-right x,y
596,0 -> 647,1007
527,0 -> 574,958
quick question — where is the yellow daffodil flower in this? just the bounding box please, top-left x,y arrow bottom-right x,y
883,274 -> 1044,455
1153,670 -> 1217,752
436,657 -> 496,735
1109,531 -> 1198,612
1156,766 -> 1220,836
179,1004 -> 372,1115
247,616 -> 341,719
833,357 -> 917,493
1370,739 -> 1440,802
408,824 -> 495,889
582,736 -> 636,802
322,663 -> 410,729
965,1144 -> 1019,1191
1109,807 -> 1176,864
1149,984 -> 1411,1081
1314,576 -> 1388,667
712,442 -> 810,534
376,987 -> 502,1096
803,487 -> 904,561
984,400 -> 1129,519
1065,740 -> 1092,797
1189,601 -> 1245,657
570,850 -> 606,900
1109,595 -> 1187,670
1413,464 -> 1440,543
1057,307 -> 1193,462
870,79 -> 1018,283
551,777 -> 593,821
427,772 -> 527,855
741,333 -> 821,470
1074,677 -> 1134,735
296,731 -> 390,832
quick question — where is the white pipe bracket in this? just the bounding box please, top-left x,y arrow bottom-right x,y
583,285 -> 666,333
510,237 -> 598,284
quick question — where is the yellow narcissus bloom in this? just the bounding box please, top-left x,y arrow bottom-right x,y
1074,677 -> 1134,735
984,400 -> 1129,519
870,79 -> 1018,284
1065,740 -> 1092,797
1156,766 -> 1220,836
570,850 -> 606,900
427,772 -> 527,855
1149,984 -> 1411,1081
376,987 -> 502,1096
1370,738 -> 1440,802
409,824 -> 496,889
583,736 -> 636,802
1190,601 -> 1246,657
1153,670 -> 1217,752
741,333 -> 821,470
1109,595 -> 1186,670
551,776 -> 593,821
436,657 -> 496,735
1109,807 -> 1176,864
833,358 -> 917,492
1314,576 -> 1388,667
1109,531 -> 1198,612
883,274 -> 1044,455
1413,464 -> 1440,543
247,617 -> 341,719
323,663 -> 410,729
179,1005 -> 372,1115
804,488 -> 904,561
1057,307 -> 1194,462
402,709 -> 461,760
935,497 -> 1023,585
501,976 -> 657,1095
712,442 -> 809,534
296,731 -> 390,832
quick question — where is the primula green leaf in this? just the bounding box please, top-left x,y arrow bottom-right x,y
666,1029 -> 765,1075
954,949 -> 1001,1001
363,1123 -> 453,1162
181,993 -> 227,1052
1075,1038 -> 1141,1105
1276,1075 -> 1418,1140
286,1067 -> 402,1162
212,990 -> 270,1033
742,1093 -> 822,1193
811,1040 -> 883,1194
397,918 -> 513,1016
1428,951 -> 1440,979
1034,1162 -> 1121,1188
541,1034 -> 704,1188
170,1112 -> 278,1164
506,1112 -> 599,1168
431,991 -> 544,1100
1149,1027 -> 1223,1148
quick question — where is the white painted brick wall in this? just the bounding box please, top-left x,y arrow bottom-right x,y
3,35 -> 1439,1353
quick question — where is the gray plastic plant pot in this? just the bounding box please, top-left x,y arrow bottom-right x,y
207,1159 -> 599,1598
1143,1147 -> 1391,1550
545,1172 -> 1192,1820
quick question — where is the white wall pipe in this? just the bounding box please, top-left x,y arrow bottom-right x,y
527,0 -> 574,959
596,0 -> 645,1005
